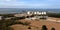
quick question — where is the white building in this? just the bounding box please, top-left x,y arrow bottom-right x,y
0,16 -> 3,20
27,11 -> 47,15
27,11 -> 48,19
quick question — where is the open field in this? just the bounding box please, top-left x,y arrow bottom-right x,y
10,17 -> 60,30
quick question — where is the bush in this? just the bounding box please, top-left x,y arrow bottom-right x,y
2,26 -> 14,30
15,21 -> 31,26
28,27 -> 31,29
20,16 -> 25,19
23,22 -> 31,25
0,19 -> 30,30
47,12 -> 60,18
0,14 -> 14,18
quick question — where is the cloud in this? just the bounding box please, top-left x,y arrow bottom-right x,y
0,0 -> 16,3
48,0 -> 60,2
6,0 -> 11,2
0,0 -> 25,5
0,0 -> 60,8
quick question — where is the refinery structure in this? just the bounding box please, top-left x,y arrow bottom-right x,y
14,11 -> 48,20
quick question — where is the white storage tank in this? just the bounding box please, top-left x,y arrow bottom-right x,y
0,16 -> 3,20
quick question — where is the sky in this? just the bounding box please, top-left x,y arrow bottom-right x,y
0,0 -> 60,9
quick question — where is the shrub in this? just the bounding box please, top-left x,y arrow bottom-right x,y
28,27 -> 31,29
23,22 -> 31,25
15,21 -> 31,26
47,12 -> 60,18
2,26 -> 14,30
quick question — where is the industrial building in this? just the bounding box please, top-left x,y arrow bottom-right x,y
14,11 -> 48,20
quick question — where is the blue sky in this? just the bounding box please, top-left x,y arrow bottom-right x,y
0,0 -> 60,9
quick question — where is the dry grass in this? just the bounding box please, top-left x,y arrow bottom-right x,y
10,17 -> 60,30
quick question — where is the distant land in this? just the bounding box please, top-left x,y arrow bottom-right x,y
0,8 -> 60,14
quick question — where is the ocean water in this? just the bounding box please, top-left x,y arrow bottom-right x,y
0,8 -> 60,14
